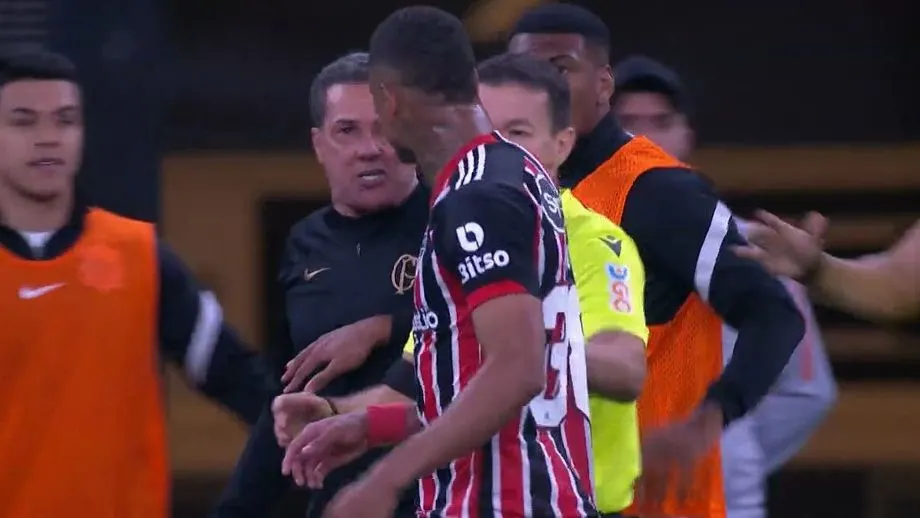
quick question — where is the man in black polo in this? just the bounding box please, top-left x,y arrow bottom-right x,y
213,52 -> 425,518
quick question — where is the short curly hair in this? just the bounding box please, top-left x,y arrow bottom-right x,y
369,6 -> 478,104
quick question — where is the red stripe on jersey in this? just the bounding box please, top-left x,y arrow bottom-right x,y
466,280 -> 527,311
537,429 -> 582,515
497,418 -> 527,515
438,256 -> 484,516
563,390 -> 593,497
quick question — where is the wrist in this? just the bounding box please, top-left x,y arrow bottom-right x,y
801,251 -> 829,286
366,403 -> 411,447
323,397 -> 340,416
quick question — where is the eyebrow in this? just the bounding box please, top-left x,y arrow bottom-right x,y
502,118 -> 535,127
9,105 -> 78,115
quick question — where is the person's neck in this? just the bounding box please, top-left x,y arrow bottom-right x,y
0,187 -> 74,233
581,104 -> 611,138
412,105 -> 493,180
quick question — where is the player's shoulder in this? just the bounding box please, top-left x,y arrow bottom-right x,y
562,191 -> 630,244
452,137 -> 539,187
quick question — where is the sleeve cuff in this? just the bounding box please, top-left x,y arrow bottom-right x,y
382,359 -> 418,400
388,307 -> 415,345
466,280 -> 528,311
705,380 -> 744,427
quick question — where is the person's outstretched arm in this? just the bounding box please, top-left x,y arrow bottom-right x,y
156,242 -> 272,424
811,220 -> 920,322
736,214 -> 920,323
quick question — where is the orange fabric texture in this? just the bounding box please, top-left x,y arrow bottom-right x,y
0,209 -> 168,518
572,137 -> 727,518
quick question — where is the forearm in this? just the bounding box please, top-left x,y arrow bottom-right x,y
707,296 -> 804,425
330,385 -> 413,414
371,358 -> 541,489
812,253 -> 918,322
199,327 -> 275,425
585,331 -> 646,402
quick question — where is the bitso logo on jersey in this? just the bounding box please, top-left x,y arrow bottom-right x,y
456,221 -> 485,252
457,249 -> 510,283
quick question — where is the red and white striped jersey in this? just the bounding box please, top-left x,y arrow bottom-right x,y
410,132 -> 595,517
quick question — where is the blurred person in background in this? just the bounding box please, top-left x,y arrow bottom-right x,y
212,51 -> 423,518
613,55 -> 837,518
508,5 -> 805,518
0,48 -> 268,518
276,52 -> 649,518
735,213 -> 920,323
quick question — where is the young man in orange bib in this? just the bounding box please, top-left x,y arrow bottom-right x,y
509,5 -> 806,517
0,48 -> 269,518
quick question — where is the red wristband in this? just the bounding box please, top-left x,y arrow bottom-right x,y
366,404 -> 410,447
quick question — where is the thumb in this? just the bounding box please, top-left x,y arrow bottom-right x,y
801,211 -> 828,239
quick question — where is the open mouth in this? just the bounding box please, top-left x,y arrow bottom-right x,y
28,158 -> 65,168
358,168 -> 387,185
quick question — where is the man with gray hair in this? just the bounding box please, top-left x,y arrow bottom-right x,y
212,51 -> 423,518
612,55 -> 838,518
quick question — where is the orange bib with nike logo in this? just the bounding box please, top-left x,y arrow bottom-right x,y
0,208 -> 168,518
572,137 -> 727,518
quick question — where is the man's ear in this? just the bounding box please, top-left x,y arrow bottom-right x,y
555,126 -> 577,165
598,64 -> 614,104
311,127 -> 327,165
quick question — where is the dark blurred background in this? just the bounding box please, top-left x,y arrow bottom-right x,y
3,0 -> 917,516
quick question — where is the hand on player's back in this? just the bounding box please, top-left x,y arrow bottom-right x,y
282,315 -> 391,393
271,393 -> 335,447
281,411 -> 370,488
732,210 -> 828,281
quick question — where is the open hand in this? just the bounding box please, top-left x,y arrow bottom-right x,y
637,404 -> 723,507
282,315 -> 391,393
281,411 -> 370,488
732,210 -> 828,281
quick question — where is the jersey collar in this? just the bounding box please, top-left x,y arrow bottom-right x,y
559,113 -> 633,190
430,132 -> 499,205
0,194 -> 89,260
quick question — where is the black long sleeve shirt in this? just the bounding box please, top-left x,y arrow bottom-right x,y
0,201 -> 271,424
560,114 -> 805,425
215,183 -> 429,518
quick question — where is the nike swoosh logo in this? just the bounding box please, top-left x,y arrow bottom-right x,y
19,283 -> 65,300
304,267 -> 330,281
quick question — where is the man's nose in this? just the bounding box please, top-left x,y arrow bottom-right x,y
355,134 -> 385,160
33,124 -> 61,148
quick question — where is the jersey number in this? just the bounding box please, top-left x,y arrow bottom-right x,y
529,284 -> 590,427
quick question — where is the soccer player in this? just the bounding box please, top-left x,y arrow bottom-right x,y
613,55 -> 837,518
0,48 -> 268,517
213,52 -> 424,518
735,213 -> 920,323
509,5 -> 806,517
277,52 -> 649,518
281,7 -> 595,518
